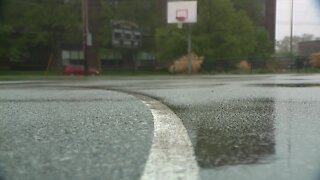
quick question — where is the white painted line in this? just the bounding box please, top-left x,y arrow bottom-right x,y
138,95 -> 199,180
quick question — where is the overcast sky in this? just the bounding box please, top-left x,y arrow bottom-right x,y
276,0 -> 320,40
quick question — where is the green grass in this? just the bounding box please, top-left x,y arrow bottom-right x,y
0,71 -> 62,76
100,70 -> 170,76
298,68 -> 320,74
0,70 -> 171,81
0,70 -> 64,81
1,68 -> 319,81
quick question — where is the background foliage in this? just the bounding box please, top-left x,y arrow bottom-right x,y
155,0 -> 273,69
0,0 -> 273,71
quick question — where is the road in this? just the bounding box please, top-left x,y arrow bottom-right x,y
0,74 -> 320,180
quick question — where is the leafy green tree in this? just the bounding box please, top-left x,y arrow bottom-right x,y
231,0 -> 273,64
250,27 -> 273,59
155,26 -> 187,62
0,0 -> 81,67
99,0 -> 158,50
194,0 -> 257,60
0,0 -> 5,18
98,0 -> 159,69
99,1 -> 113,49
230,0 -> 263,25
155,0 -> 273,70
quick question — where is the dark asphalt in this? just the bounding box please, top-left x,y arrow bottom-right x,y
0,88 -> 154,180
1,74 -> 320,180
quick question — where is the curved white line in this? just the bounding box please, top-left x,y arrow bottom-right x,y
137,95 -> 199,180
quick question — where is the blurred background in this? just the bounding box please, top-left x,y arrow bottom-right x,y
1,0 -> 320,75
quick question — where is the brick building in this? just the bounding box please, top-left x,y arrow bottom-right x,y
258,0 -> 276,43
298,40 -> 320,57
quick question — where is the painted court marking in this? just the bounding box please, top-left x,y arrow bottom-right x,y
135,95 -> 199,180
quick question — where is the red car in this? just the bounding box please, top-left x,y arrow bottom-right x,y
63,65 -> 99,75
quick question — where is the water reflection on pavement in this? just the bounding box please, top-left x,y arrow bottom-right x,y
194,99 -> 275,168
129,75 -> 320,180
4,75 -> 318,180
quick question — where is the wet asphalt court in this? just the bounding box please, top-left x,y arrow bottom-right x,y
0,74 -> 320,180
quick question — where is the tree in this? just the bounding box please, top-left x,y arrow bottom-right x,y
194,0 -> 257,60
155,0 -> 272,70
230,0 -> 263,25
98,0 -> 159,69
100,0 -> 159,49
155,26 -> 188,62
1,0 -> 160,70
0,0 -> 5,18
0,0 -> 81,68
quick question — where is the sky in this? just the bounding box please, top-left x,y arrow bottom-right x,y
276,0 -> 320,40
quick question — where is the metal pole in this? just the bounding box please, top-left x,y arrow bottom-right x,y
187,24 -> 192,75
289,0 -> 294,59
82,0 -> 89,75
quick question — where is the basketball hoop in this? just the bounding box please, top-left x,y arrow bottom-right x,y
176,9 -> 188,29
177,22 -> 183,29
167,1 -> 197,75
176,17 -> 185,29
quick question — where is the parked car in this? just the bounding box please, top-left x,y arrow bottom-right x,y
63,65 -> 99,75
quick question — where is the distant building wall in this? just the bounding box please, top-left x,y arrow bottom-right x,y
264,0 -> 277,42
298,41 -> 320,57
262,0 -> 276,43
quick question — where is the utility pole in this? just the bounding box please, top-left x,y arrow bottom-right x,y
187,24 -> 192,75
82,0 -> 89,75
289,0 -> 294,60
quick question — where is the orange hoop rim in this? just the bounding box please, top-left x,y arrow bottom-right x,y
176,16 -> 186,22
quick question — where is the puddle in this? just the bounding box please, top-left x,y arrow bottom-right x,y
253,83 -> 320,88
170,98 -> 276,168
283,79 -> 307,81
195,99 -> 276,168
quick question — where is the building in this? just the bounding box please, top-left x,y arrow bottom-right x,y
258,0 -> 276,43
298,40 -> 320,57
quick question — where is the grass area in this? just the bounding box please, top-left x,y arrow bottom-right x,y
298,68 -> 320,73
0,71 -> 60,81
1,68 -> 320,81
0,70 -> 171,81
100,70 -> 170,76
200,68 -> 320,75
0,71 -> 62,76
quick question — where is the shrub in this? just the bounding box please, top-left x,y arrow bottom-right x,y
236,60 -> 251,71
310,52 -> 320,68
168,53 -> 204,74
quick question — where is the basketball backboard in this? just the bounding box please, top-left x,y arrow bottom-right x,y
167,1 -> 197,24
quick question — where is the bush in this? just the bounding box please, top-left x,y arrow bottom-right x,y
236,60 -> 251,71
310,52 -> 320,68
168,53 -> 204,74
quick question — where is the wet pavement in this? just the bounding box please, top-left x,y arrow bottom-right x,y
0,88 -> 154,180
1,74 -> 320,179
98,74 -> 320,180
